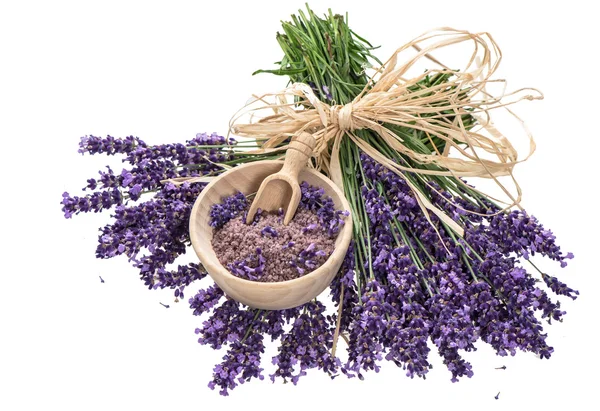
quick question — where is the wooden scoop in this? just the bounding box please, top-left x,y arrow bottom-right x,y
246,132 -> 316,225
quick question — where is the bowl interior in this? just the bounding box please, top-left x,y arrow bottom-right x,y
189,161 -> 352,309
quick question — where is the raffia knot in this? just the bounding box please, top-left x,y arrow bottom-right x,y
330,103 -> 355,131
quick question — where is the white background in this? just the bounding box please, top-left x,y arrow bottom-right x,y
1,0 -> 598,409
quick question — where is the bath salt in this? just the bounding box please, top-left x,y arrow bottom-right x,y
210,182 -> 348,282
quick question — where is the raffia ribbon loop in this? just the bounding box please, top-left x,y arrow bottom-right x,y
230,28 -> 544,237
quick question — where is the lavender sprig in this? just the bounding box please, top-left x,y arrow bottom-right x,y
227,248 -> 266,281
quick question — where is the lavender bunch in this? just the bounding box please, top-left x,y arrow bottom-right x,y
338,153 -> 575,380
247,4 -> 577,383
192,154 -> 574,393
62,132 -> 281,298
61,133 -> 577,392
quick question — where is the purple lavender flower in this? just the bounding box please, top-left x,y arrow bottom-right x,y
271,301 -> 339,384
227,248 -> 266,281
78,135 -> 146,156
385,302 -> 432,379
363,187 -> 395,227
345,280 -> 387,377
209,333 -> 265,396
322,85 -> 333,100
260,226 -> 278,238
299,182 -> 348,237
427,291 -> 477,382
287,242 -> 331,275
483,210 -> 574,267
542,273 -> 579,300
190,285 -> 225,316
209,192 -> 247,229
61,189 -> 122,218
302,223 -> 318,233
195,300 -> 256,350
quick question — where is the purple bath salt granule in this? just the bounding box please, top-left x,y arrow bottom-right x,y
210,183 -> 347,282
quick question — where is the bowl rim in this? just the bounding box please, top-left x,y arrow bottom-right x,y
189,160 -> 353,289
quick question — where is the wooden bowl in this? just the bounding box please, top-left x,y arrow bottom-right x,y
189,160 -> 353,310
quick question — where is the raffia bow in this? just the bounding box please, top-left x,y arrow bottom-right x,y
230,28 -> 543,236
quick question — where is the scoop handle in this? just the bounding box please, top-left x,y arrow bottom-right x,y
280,132 -> 316,179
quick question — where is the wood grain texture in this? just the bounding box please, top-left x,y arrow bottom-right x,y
189,160 -> 353,310
246,132 -> 316,225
